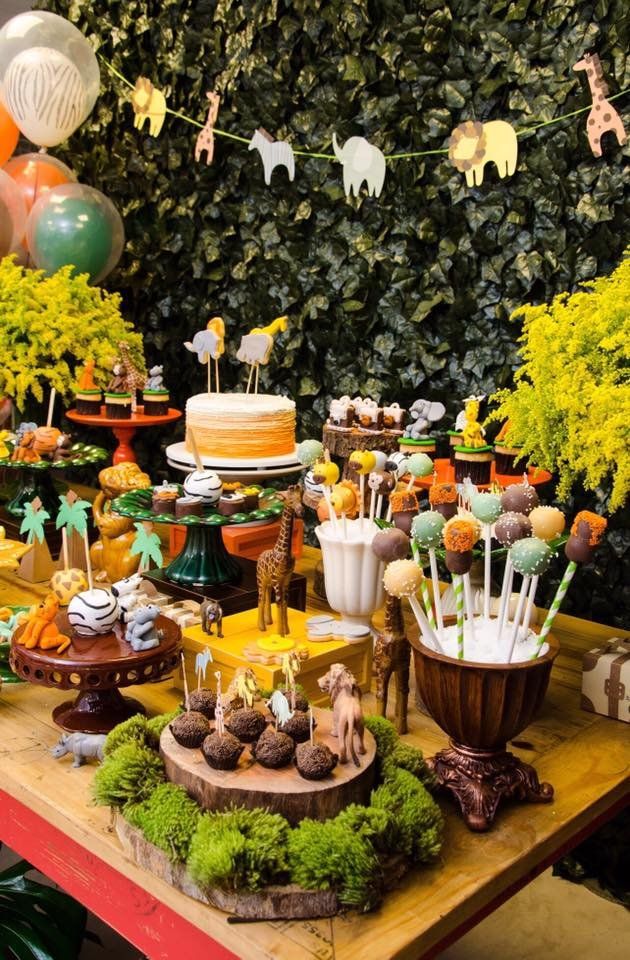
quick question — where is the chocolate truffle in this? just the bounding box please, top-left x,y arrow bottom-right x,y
279,710 -> 314,743
372,527 -> 410,562
295,742 -> 338,780
494,511 -> 532,547
175,495 -> 204,519
500,482 -> 540,516
241,486 -> 261,512
187,688 -> 217,720
169,711 -> 210,749
251,727 -> 295,768
201,730 -> 244,770
225,707 -> 267,742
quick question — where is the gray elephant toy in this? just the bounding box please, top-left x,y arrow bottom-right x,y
125,604 -> 162,651
50,732 -> 106,767
403,399 -> 446,439
332,133 -> 386,198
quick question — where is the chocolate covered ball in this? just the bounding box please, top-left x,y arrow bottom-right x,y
565,511 -> 608,564
372,527 -> 410,562
383,558 -> 423,598
500,483 -> 539,516
444,549 -> 473,575
252,728 -> 295,768
201,730 -> 244,770
279,710 -> 314,743
225,707 -> 267,743
169,711 -> 210,749
187,689 -> 217,720
494,511 -> 532,546
295,742 -> 338,780
509,537 -> 552,576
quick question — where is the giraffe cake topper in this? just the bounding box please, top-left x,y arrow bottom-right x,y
195,91 -> 221,165
573,51 -> 627,156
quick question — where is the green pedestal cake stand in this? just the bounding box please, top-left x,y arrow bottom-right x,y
0,443 -> 108,520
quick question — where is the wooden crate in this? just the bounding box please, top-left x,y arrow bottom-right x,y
169,519 -> 304,561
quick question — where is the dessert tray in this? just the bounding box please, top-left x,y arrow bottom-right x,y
0,443 -> 108,519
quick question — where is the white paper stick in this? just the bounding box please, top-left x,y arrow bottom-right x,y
215,357 -> 220,393
82,530 -> 93,591
507,576 -> 530,662
61,527 -> 69,572
46,388 -> 56,427
376,494 -> 384,519
207,359 -> 211,395
368,487 -> 376,524
483,525 -> 492,621
246,364 -> 253,394
429,549 -> 444,642
321,486 -> 339,535
520,575 -> 539,641
408,594 -> 442,652
254,364 -> 260,395
496,556 -> 513,643
188,429 -> 204,471
359,474 -> 365,528
181,653 -> 190,711
463,572 -> 477,644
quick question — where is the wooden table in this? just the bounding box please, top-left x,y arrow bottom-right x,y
0,551 -> 628,960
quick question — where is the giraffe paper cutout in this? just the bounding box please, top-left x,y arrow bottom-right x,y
195,92 -> 221,165
573,52 -> 627,157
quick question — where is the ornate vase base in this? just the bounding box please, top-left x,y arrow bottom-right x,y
429,741 -> 554,832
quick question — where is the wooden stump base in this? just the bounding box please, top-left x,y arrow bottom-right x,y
160,707 -> 377,826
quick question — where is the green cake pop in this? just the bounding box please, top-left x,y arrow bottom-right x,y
509,537 -> 552,576
470,492 -> 502,525
297,439 -> 324,466
406,452 -> 434,478
411,511 -> 445,549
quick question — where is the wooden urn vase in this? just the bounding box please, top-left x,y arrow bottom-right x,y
411,618 -> 559,832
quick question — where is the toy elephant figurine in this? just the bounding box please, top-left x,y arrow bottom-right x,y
403,399 -> 446,439
332,133 -> 386,198
448,120 -> 518,187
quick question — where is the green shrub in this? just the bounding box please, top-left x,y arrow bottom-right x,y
146,709 -> 183,748
288,818 -> 382,910
187,807 -> 290,891
92,743 -> 166,808
103,715 -> 149,756
372,768 -> 443,861
125,783 -> 201,863
364,715 -> 398,763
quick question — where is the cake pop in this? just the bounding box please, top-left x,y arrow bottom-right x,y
529,506 -> 565,542
470,492 -> 502,525
429,481 -> 458,520
389,490 -> 419,536
443,519 -> 476,576
405,452 -> 433,490
411,511 -> 445,550
297,438 -> 324,466
494,511 -> 532,546
565,511 -> 607,564
372,527 -> 410,562
500,482 -> 539,516
383,559 -> 440,650
510,537 -> 553,577
183,469 -> 222,505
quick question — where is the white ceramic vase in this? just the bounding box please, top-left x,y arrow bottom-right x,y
315,518 -> 385,629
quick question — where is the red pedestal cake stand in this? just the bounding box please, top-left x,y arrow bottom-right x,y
414,458 -> 552,492
66,406 -> 182,465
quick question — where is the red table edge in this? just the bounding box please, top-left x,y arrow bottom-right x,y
0,788 -> 237,960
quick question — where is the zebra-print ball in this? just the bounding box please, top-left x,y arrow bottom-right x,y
183,470 -> 222,504
67,589 -> 120,636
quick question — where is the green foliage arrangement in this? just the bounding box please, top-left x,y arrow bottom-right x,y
103,714 -> 149,756
364,714 -> 436,788
187,807 -> 290,892
489,252 -> 630,512
372,768 -> 444,862
126,783 -> 201,863
92,742 -> 165,807
0,259 -> 145,411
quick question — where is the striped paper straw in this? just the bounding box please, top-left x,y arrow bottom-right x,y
410,541 -> 438,631
454,574 -> 465,660
532,561 -> 577,658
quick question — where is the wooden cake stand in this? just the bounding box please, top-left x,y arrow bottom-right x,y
10,613 -> 182,733
66,407 -> 182,466
160,707 -> 377,826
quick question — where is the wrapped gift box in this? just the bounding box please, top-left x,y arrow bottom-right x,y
581,638 -> 630,723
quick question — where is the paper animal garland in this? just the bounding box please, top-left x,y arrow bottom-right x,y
131,77 -> 166,137
573,53 -> 627,156
248,128 -> 295,184
332,133 -> 386,197
195,92 -> 220,164
448,120 -> 518,186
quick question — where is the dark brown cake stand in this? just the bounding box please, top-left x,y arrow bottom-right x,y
10,613 -> 182,733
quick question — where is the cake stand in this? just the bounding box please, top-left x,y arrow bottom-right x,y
67,406 -> 182,466
111,486 -> 284,588
413,458 -> 552,492
0,443 -> 108,520
166,441 -> 304,482
10,613 -> 182,733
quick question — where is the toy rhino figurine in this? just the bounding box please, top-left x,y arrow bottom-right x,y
50,732 -> 107,767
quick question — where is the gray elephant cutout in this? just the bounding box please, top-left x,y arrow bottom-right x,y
403,400 -> 446,439
332,133 -> 386,198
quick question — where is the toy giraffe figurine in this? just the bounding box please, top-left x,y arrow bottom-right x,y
117,342 -> 146,408
256,485 -> 303,636
373,589 -> 411,734
195,92 -> 221,165
573,52 -> 627,157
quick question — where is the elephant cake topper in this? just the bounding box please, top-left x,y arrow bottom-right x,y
573,52 -> 627,157
131,77 -> 167,138
403,399 -> 446,440
332,133 -> 386,198
448,120 -> 518,187
184,316 -> 225,393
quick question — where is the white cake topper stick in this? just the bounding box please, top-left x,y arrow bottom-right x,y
188,429 -> 204,472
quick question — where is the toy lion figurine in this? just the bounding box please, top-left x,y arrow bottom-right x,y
90,462 -> 152,582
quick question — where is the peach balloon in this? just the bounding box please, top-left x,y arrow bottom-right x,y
0,102 -> 19,167
4,152 -> 76,213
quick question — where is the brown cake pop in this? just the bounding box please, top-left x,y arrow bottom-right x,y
389,490 -> 419,535
494,511 -> 532,546
443,519 -> 476,574
201,730 -> 244,770
429,481 -> 458,520
565,511 -> 608,564
169,711 -> 210,749
500,482 -> 539,516
372,527 -> 410,562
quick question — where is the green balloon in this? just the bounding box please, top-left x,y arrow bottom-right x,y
32,196 -> 112,281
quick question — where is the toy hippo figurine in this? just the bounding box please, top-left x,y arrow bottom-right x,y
50,732 -> 106,767
200,598 -> 223,638
145,365 -> 164,390
126,604 -> 163,651
403,399 -> 446,439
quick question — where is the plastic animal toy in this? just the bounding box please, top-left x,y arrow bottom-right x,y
90,462 -> 152,582
131,77 -> 167,137
145,365 -> 164,390
403,399 -> 446,439
10,430 -> 39,463
318,663 -> 366,766
374,591 -> 410,734
50,732 -> 106,767
112,573 -> 144,622
77,359 -> 98,390
448,120 -> 518,187
18,594 -> 71,653
256,485 -> 303,636
460,397 -> 486,448
125,604 -> 162,651
332,133 -> 386,198
200,598 -> 223,638
248,128 -> 295,184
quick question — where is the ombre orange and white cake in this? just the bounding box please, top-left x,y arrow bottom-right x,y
185,392 -> 296,460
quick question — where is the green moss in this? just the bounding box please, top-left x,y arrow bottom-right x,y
334,804 -> 392,854
187,807 -> 290,892
125,783 -> 200,863
146,709 -> 183,749
92,743 -> 166,808
103,715 -> 149,756
288,818 -> 382,911
372,768 -> 443,861
390,742 -> 437,790
363,715 -> 398,762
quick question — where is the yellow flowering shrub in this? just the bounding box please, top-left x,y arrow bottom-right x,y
489,251 -> 630,511
0,258 -> 145,410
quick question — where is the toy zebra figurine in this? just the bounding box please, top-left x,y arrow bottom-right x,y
248,128 -> 295,185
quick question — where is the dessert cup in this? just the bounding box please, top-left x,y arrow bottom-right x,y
315,518 -> 385,629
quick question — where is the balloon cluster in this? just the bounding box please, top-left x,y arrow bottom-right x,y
0,12 -> 123,282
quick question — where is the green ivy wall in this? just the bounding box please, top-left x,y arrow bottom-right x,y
40,0 -> 629,624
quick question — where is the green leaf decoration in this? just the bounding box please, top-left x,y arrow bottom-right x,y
130,522 -> 163,570
19,503 -> 50,545
55,496 -> 92,536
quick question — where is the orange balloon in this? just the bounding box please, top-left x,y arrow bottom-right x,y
0,102 -> 19,167
3,153 -> 76,213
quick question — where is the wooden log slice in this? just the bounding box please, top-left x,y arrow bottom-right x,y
323,425 -> 401,461
160,707 -> 376,826
116,816 -> 340,920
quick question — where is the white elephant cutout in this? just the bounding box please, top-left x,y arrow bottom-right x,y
448,120 -> 518,187
332,133 -> 386,198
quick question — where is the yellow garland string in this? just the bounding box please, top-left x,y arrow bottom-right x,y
100,57 -> 629,163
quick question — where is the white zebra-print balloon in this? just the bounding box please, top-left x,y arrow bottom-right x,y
2,47 -> 88,147
67,589 -> 120,637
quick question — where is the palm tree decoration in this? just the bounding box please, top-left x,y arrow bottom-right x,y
55,492 -> 91,572
130,522 -> 163,573
19,498 -> 50,545
18,498 -> 54,582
